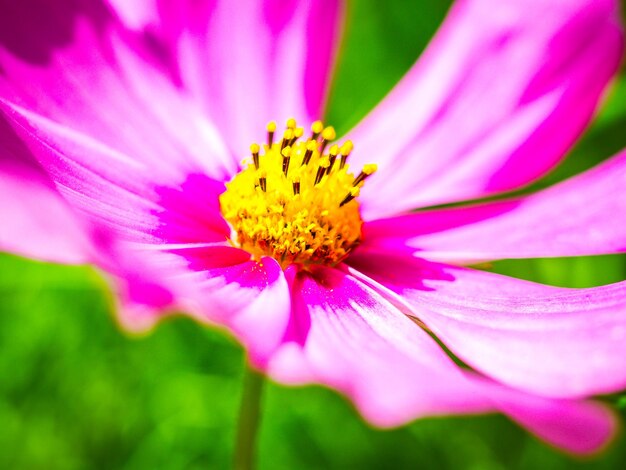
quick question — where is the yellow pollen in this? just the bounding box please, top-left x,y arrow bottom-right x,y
266,121 -> 277,146
220,119 -> 377,269
322,126 -> 336,141
340,140 -> 353,169
311,120 -> 324,135
363,163 -> 378,175
250,143 -> 261,169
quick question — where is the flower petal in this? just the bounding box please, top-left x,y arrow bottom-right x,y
483,384 -> 617,455
1,88 -> 293,360
0,99 -> 244,322
111,242 -> 618,454
264,265 -> 617,453
267,266 -> 493,424
110,245 -> 292,367
362,149 -> 626,263
347,0 -> 623,219
166,0 -> 345,155
2,95 -> 291,359
2,101 -> 230,246
348,252 -> 626,399
0,115 -> 92,263
0,0 -> 234,180
192,256 -> 292,366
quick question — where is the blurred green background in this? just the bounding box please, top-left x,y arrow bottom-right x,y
2,0 -> 626,468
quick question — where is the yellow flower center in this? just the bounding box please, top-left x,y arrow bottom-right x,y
219,119 -> 377,269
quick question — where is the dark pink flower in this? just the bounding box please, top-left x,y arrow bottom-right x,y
1,0 -> 625,454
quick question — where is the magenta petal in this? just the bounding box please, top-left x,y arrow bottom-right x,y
163,0 -> 344,155
267,266 -> 495,425
347,0 -> 623,219
0,112 -> 93,263
0,169 -> 89,263
263,266 -> 616,453
363,149 -> 626,263
113,248 -> 291,366
349,252 -> 626,399
2,102 -> 230,245
197,257 -> 292,365
486,383 -> 617,455
0,0 -> 235,179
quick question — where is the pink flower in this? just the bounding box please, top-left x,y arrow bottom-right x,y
1,0 -> 625,455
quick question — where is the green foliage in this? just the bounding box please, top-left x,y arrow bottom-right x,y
2,0 -> 626,468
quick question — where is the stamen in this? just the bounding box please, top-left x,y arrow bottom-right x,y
353,163 -> 378,186
258,170 -> 267,192
340,187 -> 360,207
250,143 -> 260,169
302,140 -> 316,166
282,146 -> 292,176
314,156 -> 330,185
281,129 -> 294,151
290,127 -> 304,146
311,120 -> 324,140
267,121 -> 277,147
319,126 -> 336,155
339,141 -> 353,169
328,144 -> 339,172
292,176 -> 300,195
286,117 -> 297,130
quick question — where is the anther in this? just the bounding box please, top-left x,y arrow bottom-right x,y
319,126 -> 336,155
339,141 -> 353,169
290,127 -> 304,146
340,187 -> 360,207
267,121 -> 277,147
315,157 -> 330,185
353,163 -> 378,186
286,118 -> 297,130
311,120 -> 324,140
250,143 -> 260,169
302,140 -> 316,166
292,176 -> 301,195
281,129 -> 294,151
282,146 -> 292,176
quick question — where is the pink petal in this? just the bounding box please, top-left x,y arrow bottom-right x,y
362,149 -> 626,263
264,266 -> 616,453
193,256 -> 292,366
2,98 -> 290,361
348,252 -> 626,399
0,0 -> 235,180
167,0 -> 345,155
346,0 -> 623,219
1,101 -> 245,326
106,0 -> 162,30
484,383 -> 617,455
2,101 -> 230,246
267,266 -> 492,425
110,245 -> 292,366
0,113 -> 93,263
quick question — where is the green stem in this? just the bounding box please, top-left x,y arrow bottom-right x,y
234,361 -> 265,470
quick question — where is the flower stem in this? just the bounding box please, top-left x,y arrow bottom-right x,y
234,361 -> 265,470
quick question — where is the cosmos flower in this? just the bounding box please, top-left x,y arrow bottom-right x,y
1,0 -> 625,455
